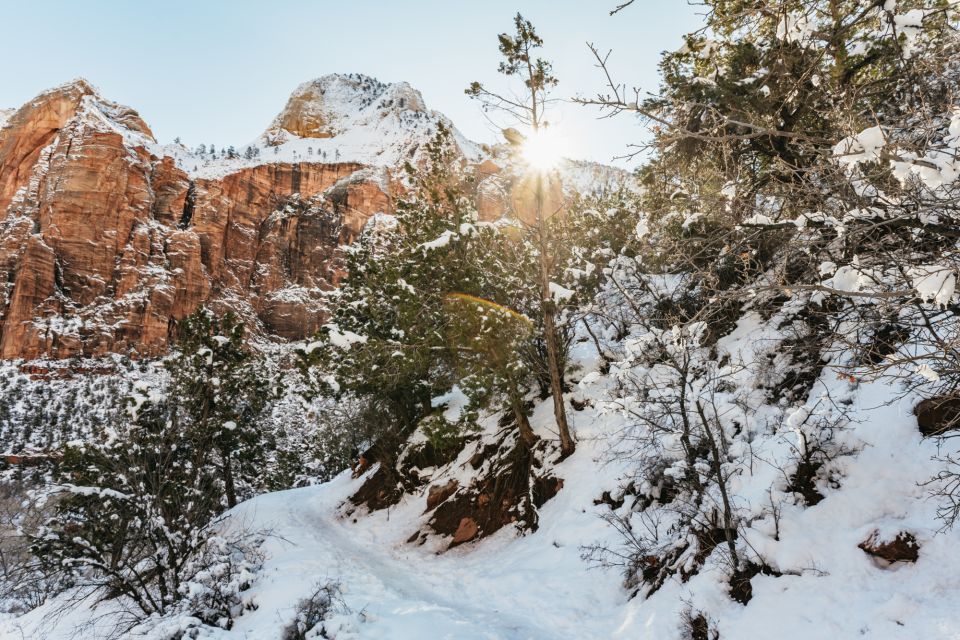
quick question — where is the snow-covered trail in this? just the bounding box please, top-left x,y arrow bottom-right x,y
227,433 -> 630,640
0,448 -> 629,640
238,483 -> 551,639
10,336 -> 960,640
0,374 -> 636,640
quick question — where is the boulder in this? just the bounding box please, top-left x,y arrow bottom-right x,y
426,479 -> 459,511
452,517 -> 479,545
859,531 -> 920,564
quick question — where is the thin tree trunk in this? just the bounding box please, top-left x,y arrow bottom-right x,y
535,173 -> 575,457
511,392 -> 537,448
696,400 -> 739,567
223,449 -> 237,508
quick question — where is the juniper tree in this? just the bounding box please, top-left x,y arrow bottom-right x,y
31,392 -> 222,620
583,0 -> 960,228
584,0 -> 960,534
168,309 -> 272,508
299,125 -> 499,471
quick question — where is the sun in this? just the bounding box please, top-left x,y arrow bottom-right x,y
521,127 -> 567,172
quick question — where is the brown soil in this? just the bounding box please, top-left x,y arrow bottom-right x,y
430,440 -> 563,547
915,396 -> 960,437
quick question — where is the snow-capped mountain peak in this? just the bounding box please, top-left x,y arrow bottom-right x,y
262,73 -> 429,143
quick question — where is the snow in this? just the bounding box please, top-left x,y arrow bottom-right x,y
7,307 -> 960,640
634,218 -> 649,240
4,65 -> 960,640
549,282 -> 575,302
742,213 -> 774,225
682,212 -> 704,230
321,374 -> 340,394
830,264 -> 863,292
430,386 -> 470,423
0,108 -> 12,129
833,126 -> 885,166
324,324 -> 368,350
418,230 -> 455,251
916,364 -> 940,382
776,13 -> 814,44
58,484 -> 131,500
909,265 -> 956,306
160,74 -> 485,181
892,9 -> 927,57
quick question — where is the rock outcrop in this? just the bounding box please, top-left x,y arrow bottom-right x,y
262,73 -> 428,144
0,80 -> 397,359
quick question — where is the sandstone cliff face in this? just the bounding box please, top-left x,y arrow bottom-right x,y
0,75 -> 629,361
0,80 -> 395,359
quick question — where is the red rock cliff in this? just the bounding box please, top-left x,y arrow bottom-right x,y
0,80 -> 395,359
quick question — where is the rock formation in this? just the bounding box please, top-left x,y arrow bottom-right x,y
0,74 -> 630,361
0,79 -> 403,359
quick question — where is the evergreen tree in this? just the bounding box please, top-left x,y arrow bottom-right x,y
587,0 -> 959,230
300,124 -> 530,486
31,393 -> 222,619
168,309 -> 272,508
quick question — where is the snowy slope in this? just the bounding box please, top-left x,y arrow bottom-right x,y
5,318 -> 959,640
0,108 -> 12,130
156,73 -> 486,180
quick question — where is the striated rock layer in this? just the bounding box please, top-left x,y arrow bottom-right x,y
0,80 -> 399,359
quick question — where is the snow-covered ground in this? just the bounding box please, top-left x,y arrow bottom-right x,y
5,321 -> 959,640
1,72 -> 954,640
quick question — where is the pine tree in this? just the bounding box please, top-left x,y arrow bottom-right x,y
467,13 -> 575,456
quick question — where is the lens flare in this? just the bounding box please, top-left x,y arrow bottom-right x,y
521,128 -> 566,171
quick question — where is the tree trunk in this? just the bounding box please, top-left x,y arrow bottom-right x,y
536,174 -> 575,457
512,393 -> 537,448
696,400 -> 739,568
223,449 -> 237,508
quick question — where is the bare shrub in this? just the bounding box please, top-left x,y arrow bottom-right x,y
281,580 -> 347,640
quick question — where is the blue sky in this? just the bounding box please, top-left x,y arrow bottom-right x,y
0,1 -> 703,168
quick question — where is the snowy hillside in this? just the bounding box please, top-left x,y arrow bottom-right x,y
4,307 -> 957,639
154,73 -> 486,180
6,3 -> 960,639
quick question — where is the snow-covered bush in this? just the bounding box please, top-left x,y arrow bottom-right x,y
27,326 -> 273,631
0,480 -> 65,613
281,580 -> 346,640
177,527 -> 265,629
585,0 -> 960,537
